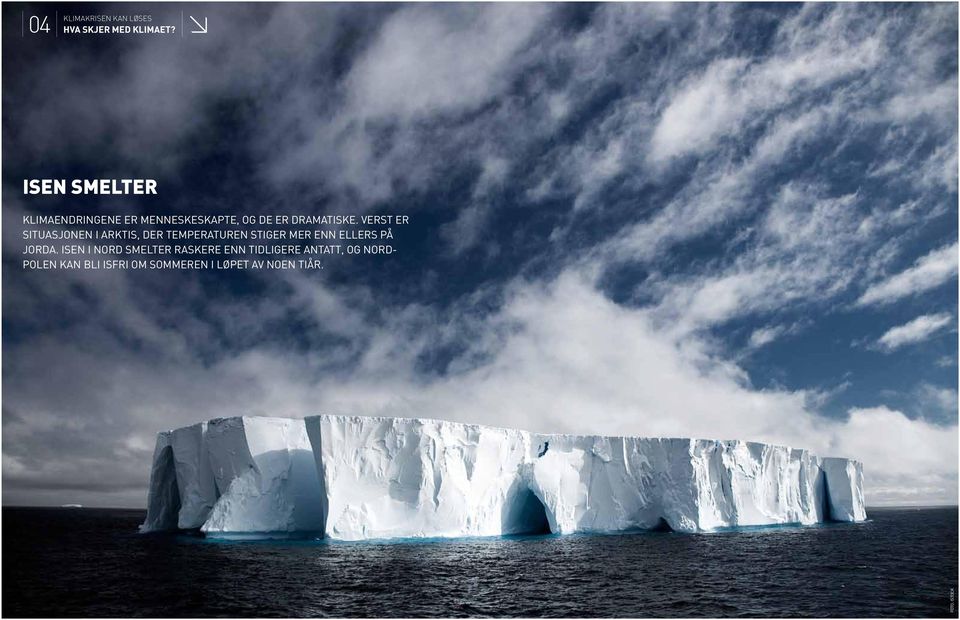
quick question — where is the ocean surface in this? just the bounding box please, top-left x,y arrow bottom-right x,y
3,506 -> 957,617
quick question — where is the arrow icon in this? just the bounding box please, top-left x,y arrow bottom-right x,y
189,15 -> 207,34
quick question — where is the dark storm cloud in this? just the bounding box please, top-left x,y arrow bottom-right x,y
2,3 -> 957,507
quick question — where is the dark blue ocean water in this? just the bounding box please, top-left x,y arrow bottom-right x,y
3,506 -> 957,617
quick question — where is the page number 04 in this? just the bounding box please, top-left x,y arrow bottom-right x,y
29,15 -> 51,34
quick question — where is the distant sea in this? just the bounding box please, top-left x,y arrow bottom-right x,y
3,506 -> 957,617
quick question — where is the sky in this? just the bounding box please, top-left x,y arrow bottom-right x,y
2,2 -> 957,508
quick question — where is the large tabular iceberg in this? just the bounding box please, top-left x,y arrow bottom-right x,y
140,415 -> 866,540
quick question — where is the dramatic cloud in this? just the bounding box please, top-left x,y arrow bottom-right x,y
6,268 -> 955,508
3,3 -> 957,508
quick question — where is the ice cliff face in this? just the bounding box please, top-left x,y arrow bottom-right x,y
142,417 -> 324,536
141,415 -> 866,539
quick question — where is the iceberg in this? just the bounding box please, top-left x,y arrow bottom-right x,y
140,415 -> 866,539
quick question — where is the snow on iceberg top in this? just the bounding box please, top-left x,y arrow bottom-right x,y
155,414 -> 859,464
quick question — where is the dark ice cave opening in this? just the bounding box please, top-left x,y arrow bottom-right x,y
650,517 -> 673,532
504,488 -> 552,535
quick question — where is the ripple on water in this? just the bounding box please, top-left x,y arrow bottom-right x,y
2,507 -> 957,617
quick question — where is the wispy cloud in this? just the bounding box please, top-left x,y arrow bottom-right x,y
876,313 -> 954,352
648,8 -> 882,163
747,320 -> 808,349
748,325 -> 785,349
858,244 -> 958,307
346,5 -> 548,120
